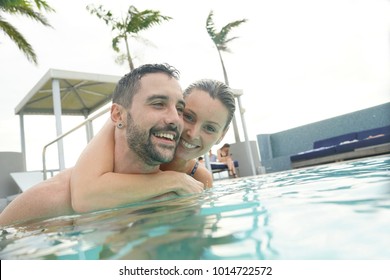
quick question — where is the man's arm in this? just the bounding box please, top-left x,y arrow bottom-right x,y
70,119 -> 204,213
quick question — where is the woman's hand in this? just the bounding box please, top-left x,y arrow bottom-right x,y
159,170 -> 205,195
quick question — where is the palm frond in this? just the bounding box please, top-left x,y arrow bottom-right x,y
7,5 -> 51,27
206,10 -> 217,38
114,53 -> 127,65
112,35 -> 122,52
206,10 -> 247,52
0,0 -> 54,65
1,0 -> 54,13
126,7 -> 171,34
87,4 -> 172,70
0,17 -> 37,63
218,19 -> 247,43
86,4 -> 117,27
32,0 -> 55,12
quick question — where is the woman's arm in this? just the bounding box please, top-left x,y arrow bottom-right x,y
70,119 -> 204,213
217,148 -> 224,162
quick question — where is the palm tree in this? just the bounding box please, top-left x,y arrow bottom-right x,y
87,4 -> 172,71
0,0 -> 54,64
206,10 -> 247,142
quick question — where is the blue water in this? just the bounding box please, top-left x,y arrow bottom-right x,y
0,155 -> 389,260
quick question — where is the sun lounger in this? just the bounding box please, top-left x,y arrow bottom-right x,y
290,125 -> 390,168
210,160 -> 239,174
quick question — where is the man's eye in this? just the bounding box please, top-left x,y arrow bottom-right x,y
152,102 -> 164,108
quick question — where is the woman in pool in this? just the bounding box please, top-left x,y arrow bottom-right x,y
0,78 -> 236,225
70,78 -> 236,213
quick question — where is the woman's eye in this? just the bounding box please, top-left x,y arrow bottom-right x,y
205,125 -> 217,133
176,106 -> 184,115
183,113 -> 194,122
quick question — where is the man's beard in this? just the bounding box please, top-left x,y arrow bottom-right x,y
125,111 -> 179,165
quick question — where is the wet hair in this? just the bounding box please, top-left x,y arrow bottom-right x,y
183,79 -> 236,130
112,63 -> 180,108
221,143 -> 230,148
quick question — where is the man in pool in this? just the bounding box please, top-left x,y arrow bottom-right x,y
0,63 -> 204,226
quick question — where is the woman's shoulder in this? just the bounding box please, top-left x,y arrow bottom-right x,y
193,162 -> 213,188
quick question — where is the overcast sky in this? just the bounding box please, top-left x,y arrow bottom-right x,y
0,0 -> 389,170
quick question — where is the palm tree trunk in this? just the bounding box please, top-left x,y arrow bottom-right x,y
218,50 -> 241,142
124,35 -> 134,71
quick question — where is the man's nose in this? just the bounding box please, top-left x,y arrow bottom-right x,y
164,106 -> 183,131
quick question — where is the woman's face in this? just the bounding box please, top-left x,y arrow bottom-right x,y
175,89 -> 229,160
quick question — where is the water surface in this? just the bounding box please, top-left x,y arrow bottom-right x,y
1,155 -> 389,260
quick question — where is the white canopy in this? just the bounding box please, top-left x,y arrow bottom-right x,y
15,69 -> 121,170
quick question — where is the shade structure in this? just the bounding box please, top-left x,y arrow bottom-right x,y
15,69 -> 120,116
15,69 -> 121,170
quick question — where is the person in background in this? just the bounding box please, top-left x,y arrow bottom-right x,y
208,150 -> 217,162
217,143 -> 238,178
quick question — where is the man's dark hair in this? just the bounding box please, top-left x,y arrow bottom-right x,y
112,63 -> 180,108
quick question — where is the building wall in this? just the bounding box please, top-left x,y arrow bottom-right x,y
0,152 -> 25,197
257,102 -> 390,173
230,141 -> 263,177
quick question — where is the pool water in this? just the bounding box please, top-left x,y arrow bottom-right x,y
0,155 -> 389,260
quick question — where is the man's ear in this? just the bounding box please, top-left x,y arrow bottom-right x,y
110,103 -> 125,124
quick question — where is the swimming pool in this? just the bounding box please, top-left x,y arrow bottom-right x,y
1,155 -> 389,260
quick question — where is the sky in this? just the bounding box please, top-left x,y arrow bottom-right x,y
0,0 -> 389,170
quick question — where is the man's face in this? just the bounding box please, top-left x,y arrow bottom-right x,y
125,73 -> 185,165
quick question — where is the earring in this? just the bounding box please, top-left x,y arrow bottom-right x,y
117,122 -> 124,129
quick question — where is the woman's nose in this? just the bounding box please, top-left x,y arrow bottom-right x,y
184,124 -> 200,140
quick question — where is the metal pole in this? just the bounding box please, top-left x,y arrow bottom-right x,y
83,109 -> 94,142
52,78 -> 65,170
204,152 -> 211,172
237,95 -> 256,176
85,119 -> 94,142
19,114 -> 27,170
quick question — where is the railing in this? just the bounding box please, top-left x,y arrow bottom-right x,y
42,168 -> 61,178
42,107 -> 110,179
